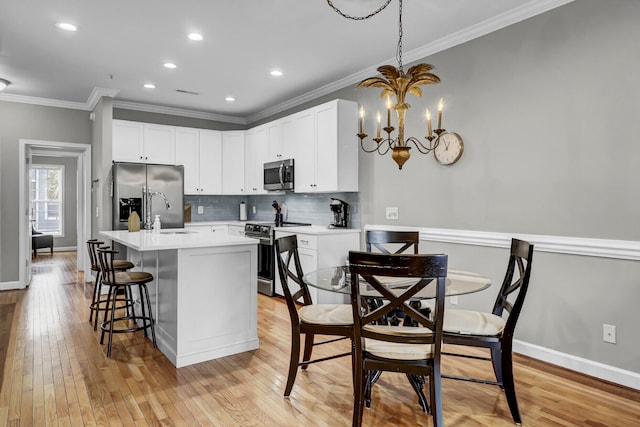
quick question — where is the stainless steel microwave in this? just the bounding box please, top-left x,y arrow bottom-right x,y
264,159 -> 294,191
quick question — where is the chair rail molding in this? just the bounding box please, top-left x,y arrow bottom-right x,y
363,225 -> 640,261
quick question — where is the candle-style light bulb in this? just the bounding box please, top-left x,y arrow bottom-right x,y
376,112 -> 381,138
437,98 -> 444,130
426,108 -> 432,137
386,97 -> 392,127
359,106 -> 365,134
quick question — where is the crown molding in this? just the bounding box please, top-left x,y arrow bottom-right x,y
0,0 -> 575,124
112,100 -> 247,125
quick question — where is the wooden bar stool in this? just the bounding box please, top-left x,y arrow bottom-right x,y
86,240 -> 134,330
96,248 -> 157,358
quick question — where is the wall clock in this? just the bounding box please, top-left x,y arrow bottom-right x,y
434,132 -> 464,165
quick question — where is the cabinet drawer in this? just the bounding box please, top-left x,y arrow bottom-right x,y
295,234 -> 317,250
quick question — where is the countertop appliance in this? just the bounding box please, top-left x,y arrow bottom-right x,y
264,158 -> 294,191
329,198 -> 349,228
244,220 -> 311,296
112,162 -> 184,231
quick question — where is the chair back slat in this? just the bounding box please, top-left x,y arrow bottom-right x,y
492,239 -> 534,337
97,248 -> 119,286
365,230 -> 419,254
86,239 -> 105,270
274,235 -> 313,323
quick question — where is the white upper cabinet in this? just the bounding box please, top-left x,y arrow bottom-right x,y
113,120 -> 175,164
175,128 -> 222,195
222,131 -> 246,194
245,126 -> 268,194
294,99 -> 359,193
266,119 -> 295,162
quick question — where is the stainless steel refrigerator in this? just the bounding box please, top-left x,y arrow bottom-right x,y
112,162 -> 184,231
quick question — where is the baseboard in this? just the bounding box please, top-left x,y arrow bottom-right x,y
514,340 -> 640,390
53,246 -> 77,252
0,281 -> 23,291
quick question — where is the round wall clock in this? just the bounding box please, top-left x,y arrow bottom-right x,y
434,132 -> 464,165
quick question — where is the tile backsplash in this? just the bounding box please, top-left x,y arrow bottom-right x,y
185,192 -> 360,229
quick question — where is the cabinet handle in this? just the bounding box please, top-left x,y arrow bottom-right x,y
300,239 -> 309,245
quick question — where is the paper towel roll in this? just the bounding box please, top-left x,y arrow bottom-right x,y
240,202 -> 247,221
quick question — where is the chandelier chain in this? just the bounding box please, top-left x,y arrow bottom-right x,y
397,0 -> 403,71
326,0 -> 393,21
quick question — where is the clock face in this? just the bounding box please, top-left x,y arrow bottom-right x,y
434,132 -> 464,165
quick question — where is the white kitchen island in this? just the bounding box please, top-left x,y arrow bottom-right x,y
100,229 -> 259,368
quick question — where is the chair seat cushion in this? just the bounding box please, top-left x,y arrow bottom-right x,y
363,325 -> 434,360
443,309 -> 505,336
113,260 -> 134,270
299,304 -> 353,326
103,271 -> 154,285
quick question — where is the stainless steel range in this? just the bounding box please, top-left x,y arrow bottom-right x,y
244,221 -> 311,296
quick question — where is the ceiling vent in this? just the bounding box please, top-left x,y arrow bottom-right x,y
175,89 -> 199,95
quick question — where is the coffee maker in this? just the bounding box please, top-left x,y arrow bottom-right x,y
329,198 -> 349,228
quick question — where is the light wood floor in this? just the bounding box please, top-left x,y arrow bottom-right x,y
1,252 -> 639,426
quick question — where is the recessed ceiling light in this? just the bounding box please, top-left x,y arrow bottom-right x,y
164,62 -> 177,69
225,96 -> 235,103
56,22 -> 77,32
144,83 -> 156,89
270,70 -> 283,77
188,33 -> 203,41
0,78 -> 10,91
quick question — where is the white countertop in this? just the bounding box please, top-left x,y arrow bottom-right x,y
186,221 -> 361,235
100,229 -> 259,251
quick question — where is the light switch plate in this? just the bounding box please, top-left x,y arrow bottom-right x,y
197,206 -> 204,214
386,207 -> 399,220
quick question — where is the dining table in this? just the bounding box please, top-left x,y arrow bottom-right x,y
302,265 -> 492,413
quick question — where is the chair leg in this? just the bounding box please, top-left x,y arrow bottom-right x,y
141,284 -> 157,348
491,346 -> 504,387
501,348 -> 522,425
407,374 -> 429,413
352,358 -> 365,427
430,365 -> 444,427
100,286 -> 115,345
301,332 -> 314,370
90,270 -> 102,330
106,285 -> 120,358
284,327 -> 301,397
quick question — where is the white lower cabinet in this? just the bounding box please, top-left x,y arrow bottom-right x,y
274,230 -> 360,304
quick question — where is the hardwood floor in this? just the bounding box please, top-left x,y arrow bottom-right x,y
1,252 -> 639,426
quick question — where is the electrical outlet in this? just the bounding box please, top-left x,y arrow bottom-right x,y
603,324 -> 616,344
252,206 -> 256,214
197,206 -> 204,214
450,296 -> 458,305
386,207 -> 399,220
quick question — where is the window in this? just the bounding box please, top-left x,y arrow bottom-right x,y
31,164 -> 64,236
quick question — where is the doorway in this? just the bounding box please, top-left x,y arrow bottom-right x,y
19,140 -> 91,288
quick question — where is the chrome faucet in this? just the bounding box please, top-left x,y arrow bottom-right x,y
143,187 -> 171,230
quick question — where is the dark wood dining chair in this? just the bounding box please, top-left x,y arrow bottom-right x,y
442,238 -> 534,425
365,230 -> 420,255
274,235 -> 353,397
348,250 -> 448,427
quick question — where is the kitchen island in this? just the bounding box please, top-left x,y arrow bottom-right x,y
100,229 -> 259,368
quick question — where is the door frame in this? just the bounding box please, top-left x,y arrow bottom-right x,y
19,139 -> 92,288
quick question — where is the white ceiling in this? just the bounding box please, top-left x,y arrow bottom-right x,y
0,0 -> 572,124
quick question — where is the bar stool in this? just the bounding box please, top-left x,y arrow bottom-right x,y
86,240 -> 134,330
97,248 -> 157,358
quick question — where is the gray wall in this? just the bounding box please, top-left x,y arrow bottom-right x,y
0,102 -> 91,282
31,155 -> 78,248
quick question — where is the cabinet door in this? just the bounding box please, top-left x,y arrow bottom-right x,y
222,132 -> 245,194
293,110 -> 316,192
143,124 -> 175,164
297,247 -> 318,303
113,120 -> 144,162
175,128 -> 200,194
266,121 -> 284,162
245,127 -> 268,194
314,103 -> 339,191
199,130 -> 223,194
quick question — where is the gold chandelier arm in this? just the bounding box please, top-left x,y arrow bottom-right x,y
360,137 -> 393,155
326,0 -> 393,21
405,136 -> 439,154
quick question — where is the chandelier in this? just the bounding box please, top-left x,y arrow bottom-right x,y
328,0 -> 445,169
